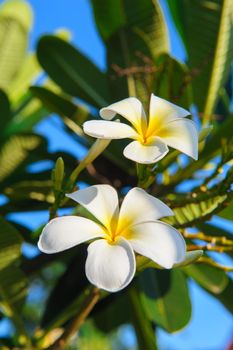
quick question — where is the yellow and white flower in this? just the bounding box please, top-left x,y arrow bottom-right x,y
83,94 -> 198,164
38,185 -> 186,292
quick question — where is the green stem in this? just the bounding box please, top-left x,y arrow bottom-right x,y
128,287 -> 158,350
136,163 -> 155,189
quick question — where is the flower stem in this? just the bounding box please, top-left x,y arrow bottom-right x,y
46,287 -> 100,350
128,287 -> 158,350
136,163 -> 155,189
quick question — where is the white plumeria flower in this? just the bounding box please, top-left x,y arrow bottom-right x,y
38,185 -> 186,292
83,94 -> 198,164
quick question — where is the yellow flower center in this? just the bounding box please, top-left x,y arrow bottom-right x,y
103,216 -> 134,243
136,130 -> 157,145
136,113 -> 165,144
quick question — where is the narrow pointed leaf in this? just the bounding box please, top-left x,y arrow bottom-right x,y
0,134 -> 44,183
30,86 -> 90,125
168,0 -> 233,119
37,36 -> 110,107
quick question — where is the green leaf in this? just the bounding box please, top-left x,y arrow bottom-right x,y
91,0 -> 169,47
0,134 -> 44,183
6,95 -> 49,135
182,264 -> 229,294
3,180 -> 54,204
94,293 -> 131,333
168,0 -> 233,120
153,54 -> 192,109
41,247 -> 89,328
0,218 -> 22,270
0,265 -> 27,312
197,222 -> 233,242
136,250 -> 203,272
170,114 -> 233,183
0,89 -> 11,134
91,0 -> 169,101
138,269 -> 191,332
9,53 -> 41,103
212,278 -> 233,314
37,35 -> 110,107
30,86 -> 89,125
0,0 -> 33,31
218,200 -> 233,220
77,322 -> 113,350
0,0 -> 33,91
164,192 -> 228,228
90,0 -> 125,41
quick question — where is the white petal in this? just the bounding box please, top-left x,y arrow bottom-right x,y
128,221 -> 186,268
123,138 -> 168,164
147,94 -> 190,136
85,237 -> 136,292
118,187 -> 173,231
66,185 -> 119,230
158,118 -> 198,160
83,120 -> 138,139
38,216 -> 105,254
100,97 -> 147,134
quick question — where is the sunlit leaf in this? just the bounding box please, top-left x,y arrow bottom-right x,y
0,0 -> 33,91
165,192 -> 228,228
168,0 -> 233,120
0,218 -> 22,269
138,269 -> 191,332
0,134 -> 44,183
182,264 -> 229,294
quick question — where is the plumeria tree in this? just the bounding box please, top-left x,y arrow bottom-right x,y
0,0 -> 233,349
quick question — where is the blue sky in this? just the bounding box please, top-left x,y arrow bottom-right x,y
1,0 -> 233,348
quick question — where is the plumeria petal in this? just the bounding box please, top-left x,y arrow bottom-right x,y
117,188 -> 173,232
128,221 -> 186,268
100,97 -> 147,134
66,185 -> 119,231
123,138 -> 168,164
147,94 -> 190,136
158,118 -> 198,160
83,120 -> 138,139
85,237 -> 136,292
38,216 -> 105,254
